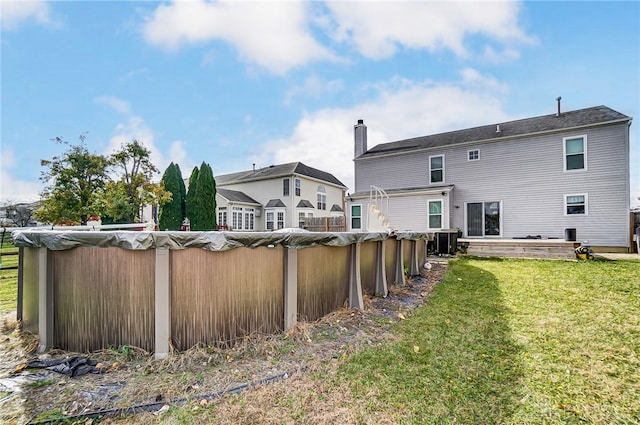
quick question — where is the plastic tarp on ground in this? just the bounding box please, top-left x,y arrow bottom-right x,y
11,229 -> 429,252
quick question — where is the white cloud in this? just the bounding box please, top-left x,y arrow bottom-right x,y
95,96 -> 132,115
255,71 -> 512,192
284,74 -> 344,105
0,0 -> 51,31
142,0 -> 336,74
0,148 -> 41,202
322,2 -> 534,60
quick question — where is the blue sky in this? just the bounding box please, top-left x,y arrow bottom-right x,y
1,1 -> 638,207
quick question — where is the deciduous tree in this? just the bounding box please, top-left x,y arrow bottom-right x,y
35,136 -> 109,225
102,140 -> 171,223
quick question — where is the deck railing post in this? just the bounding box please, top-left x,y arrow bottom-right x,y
349,243 -> 364,309
283,247 -> 298,331
394,238 -> 405,285
375,240 -> 388,296
37,247 -> 53,352
155,248 -> 171,360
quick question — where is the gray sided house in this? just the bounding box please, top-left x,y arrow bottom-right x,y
348,105 -> 632,251
214,162 -> 346,231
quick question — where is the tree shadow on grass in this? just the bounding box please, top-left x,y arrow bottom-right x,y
341,258 -> 524,424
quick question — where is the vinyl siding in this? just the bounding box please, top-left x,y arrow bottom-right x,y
355,122 -> 630,247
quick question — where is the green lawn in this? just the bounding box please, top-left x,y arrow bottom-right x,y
0,239 -> 18,312
342,258 -> 640,424
4,254 -> 639,424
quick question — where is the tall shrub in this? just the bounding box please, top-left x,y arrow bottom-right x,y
158,163 -> 183,230
191,162 -> 217,231
185,166 -> 199,226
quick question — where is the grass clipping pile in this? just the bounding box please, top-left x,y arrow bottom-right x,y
4,263 -> 446,424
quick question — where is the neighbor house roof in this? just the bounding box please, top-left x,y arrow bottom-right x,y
217,188 -> 261,205
297,200 -> 315,208
265,199 -> 286,208
361,105 -> 631,158
330,204 -> 344,212
216,162 -> 346,188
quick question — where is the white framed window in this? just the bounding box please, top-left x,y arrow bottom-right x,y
266,209 -> 285,230
428,200 -> 442,229
283,178 -> 290,196
468,149 -> 480,161
350,204 -> 362,230
277,211 -> 285,229
565,194 -> 587,216
295,179 -> 301,196
244,208 -> 255,230
232,206 -> 243,230
564,135 -> 587,171
217,207 -> 227,227
266,211 -> 275,230
429,155 -> 444,184
299,212 -> 306,228
317,185 -> 327,210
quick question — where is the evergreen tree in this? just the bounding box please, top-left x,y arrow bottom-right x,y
158,163 -> 183,230
185,166 -> 199,226
193,162 -> 216,230
175,163 -> 187,220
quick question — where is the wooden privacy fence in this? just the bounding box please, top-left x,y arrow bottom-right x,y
302,216 -> 345,232
13,230 -> 428,359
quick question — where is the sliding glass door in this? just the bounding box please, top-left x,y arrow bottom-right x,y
467,201 -> 501,237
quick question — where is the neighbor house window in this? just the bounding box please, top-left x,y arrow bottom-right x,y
350,205 -> 362,230
317,185 -> 327,210
429,155 -> 444,183
218,207 -> 227,227
565,194 -> 587,215
295,179 -> 301,196
266,211 -> 274,230
283,178 -> 290,196
244,208 -> 255,230
277,211 -> 285,229
564,136 -> 587,171
299,212 -> 306,228
232,207 -> 243,230
468,149 -> 480,161
428,200 -> 442,229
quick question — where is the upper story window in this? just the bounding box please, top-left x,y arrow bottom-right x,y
283,178 -> 290,196
317,185 -> 326,210
565,194 -> 587,215
564,136 -> 587,171
468,149 -> 480,161
295,179 -> 301,196
429,155 -> 444,184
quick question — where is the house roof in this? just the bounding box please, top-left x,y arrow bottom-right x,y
265,199 -> 286,208
297,200 -> 315,208
216,162 -> 346,188
216,188 -> 261,205
361,105 -> 631,158
330,204 -> 344,212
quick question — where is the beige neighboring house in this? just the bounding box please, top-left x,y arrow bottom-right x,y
214,162 -> 347,231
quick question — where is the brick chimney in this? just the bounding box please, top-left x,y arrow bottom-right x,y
354,119 -> 367,158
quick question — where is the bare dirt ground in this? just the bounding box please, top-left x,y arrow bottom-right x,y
0,262 -> 447,424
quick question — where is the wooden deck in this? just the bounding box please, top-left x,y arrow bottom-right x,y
458,238 -> 577,260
